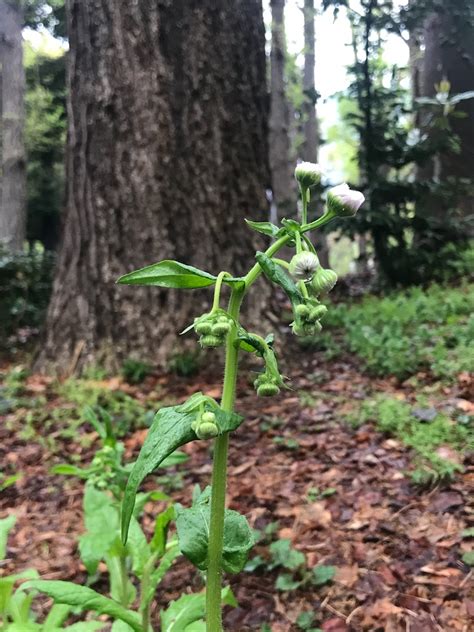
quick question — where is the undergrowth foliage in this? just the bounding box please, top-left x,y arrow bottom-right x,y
328,282 -> 474,379
22,163 -> 363,631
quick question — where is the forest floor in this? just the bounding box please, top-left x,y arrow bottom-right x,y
1,338 -> 473,632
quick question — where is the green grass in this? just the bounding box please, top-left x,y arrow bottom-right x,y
326,281 -> 474,380
351,395 -> 473,482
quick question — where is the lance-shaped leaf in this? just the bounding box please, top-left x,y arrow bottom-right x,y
117,260 -> 218,289
23,581 -> 142,632
255,252 -> 304,309
117,260 -> 244,290
121,403 -> 243,543
121,405 -> 196,543
244,219 -> 280,238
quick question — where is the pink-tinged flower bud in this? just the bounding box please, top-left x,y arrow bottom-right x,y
289,252 -> 320,281
295,162 -> 323,189
327,183 -> 365,217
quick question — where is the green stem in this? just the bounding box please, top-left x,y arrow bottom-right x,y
206,287 -> 244,632
206,233 -> 297,630
211,271 -> 230,313
301,187 -> 309,225
139,554 -> 157,632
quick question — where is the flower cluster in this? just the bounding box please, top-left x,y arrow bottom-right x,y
194,309 -> 233,347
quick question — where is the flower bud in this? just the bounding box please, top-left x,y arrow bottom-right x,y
212,322 -> 231,336
196,422 -> 219,440
200,334 -> 223,348
201,411 -> 216,424
295,162 -> 323,189
289,252 -> 320,281
312,268 -> 338,294
327,183 -> 365,217
295,304 -> 310,319
309,304 -> 328,322
195,320 -> 213,335
257,382 -> 280,397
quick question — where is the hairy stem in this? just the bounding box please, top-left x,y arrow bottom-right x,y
206,287 -> 244,631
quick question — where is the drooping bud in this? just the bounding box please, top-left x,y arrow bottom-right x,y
195,320 -> 213,335
327,183 -> 365,217
289,252 -> 320,281
295,304 -> 310,319
199,334 -> 223,348
312,267 -> 338,294
212,321 -> 231,336
309,304 -> 328,322
196,422 -> 219,439
201,411 -> 216,424
257,382 -> 280,397
294,162 -> 323,189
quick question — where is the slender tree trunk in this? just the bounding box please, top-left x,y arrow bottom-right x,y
0,0 -> 26,252
301,0 -> 328,266
269,0 -> 293,219
36,0 -> 269,374
419,3 -> 474,224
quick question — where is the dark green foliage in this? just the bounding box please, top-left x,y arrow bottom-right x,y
328,282 -> 474,379
324,0 -> 474,285
121,358 -> 152,384
0,244 -> 55,349
25,45 -> 66,250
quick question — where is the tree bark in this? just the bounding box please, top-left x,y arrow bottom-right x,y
269,0 -> 293,219
36,0 -> 269,374
419,3 -> 474,222
0,0 -> 26,252
301,0 -> 328,266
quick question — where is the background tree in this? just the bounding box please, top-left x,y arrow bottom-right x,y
36,0 -> 270,373
0,0 -> 26,252
301,0 -> 329,266
418,0 -> 474,224
269,0 -> 293,219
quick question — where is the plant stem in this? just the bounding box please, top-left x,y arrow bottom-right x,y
206,286 -> 244,631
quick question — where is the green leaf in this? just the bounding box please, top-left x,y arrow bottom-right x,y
121,405 -> 196,543
24,581 -> 142,632
245,219 -> 280,238
50,464 -> 89,478
462,550 -> 474,566
176,502 -> 255,574
127,517 -> 150,577
311,564 -> 336,586
145,542 -> 180,604
79,486 -> 119,575
122,402 -> 242,544
270,539 -> 305,571
111,622 -> 135,632
63,623 -> 107,631
255,251 -> 304,308
43,603 -> 71,629
150,506 -> 175,555
461,527 -> 474,538
117,260 -> 218,289
275,573 -> 302,591
160,587 -> 236,632
0,514 -> 16,560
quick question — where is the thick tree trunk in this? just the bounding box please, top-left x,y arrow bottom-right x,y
0,0 -> 26,252
36,0 -> 269,374
419,4 -> 474,223
269,0 -> 293,219
301,0 -> 328,266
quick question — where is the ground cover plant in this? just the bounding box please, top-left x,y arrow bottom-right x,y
326,282 -> 474,380
17,164 -> 365,631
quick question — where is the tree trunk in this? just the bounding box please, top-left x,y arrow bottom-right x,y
269,0 -> 293,219
0,0 -> 26,252
301,0 -> 328,266
36,0 -> 269,374
419,3 -> 474,222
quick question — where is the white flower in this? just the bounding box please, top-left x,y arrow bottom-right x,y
294,162 -> 323,189
327,183 -> 365,217
289,252 -> 320,280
